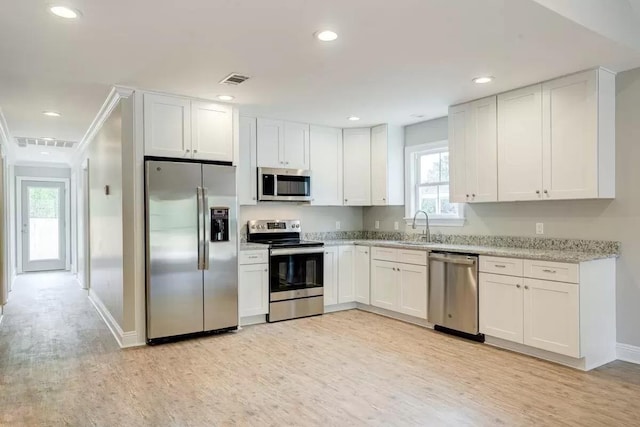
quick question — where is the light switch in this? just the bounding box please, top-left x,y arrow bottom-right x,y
536,223 -> 544,235
336,221 -> 341,230
394,221 -> 399,230
375,220 -> 380,229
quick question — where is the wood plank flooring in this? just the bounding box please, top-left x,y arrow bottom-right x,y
2,272 -> 640,426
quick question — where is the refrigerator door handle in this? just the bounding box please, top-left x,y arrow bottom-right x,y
202,187 -> 210,270
196,187 -> 204,270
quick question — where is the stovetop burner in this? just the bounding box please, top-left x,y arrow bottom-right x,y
246,219 -> 324,248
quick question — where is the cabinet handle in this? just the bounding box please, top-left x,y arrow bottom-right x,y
252,197 -> 256,200
186,149 -> 191,153
364,251 -> 368,254
516,284 -> 521,289
472,194 -> 476,197
286,162 -> 289,165
544,190 -> 549,195
344,199 -> 348,202
264,269 -> 268,272
542,269 -> 557,274
466,194 -> 469,198
382,198 -> 386,201
494,264 -> 506,268
325,252 -> 328,255
524,285 -> 529,290
535,190 -> 540,194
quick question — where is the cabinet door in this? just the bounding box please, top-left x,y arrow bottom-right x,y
283,122 -> 310,169
323,247 -> 339,306
479,273 -> 523,343
497,85 -> 543,201
143,93 -> 191,158
343,128 -> 371,206
238,117 -> 257,205
542,70 -> 598,200
338,246 -> 355,303
310,125 -> 343,205
467,96 -> 498,202
257,118 -> 284,168
448,104 -> 469,203
191,101 -> 233,162
354,246 -> 371,304
398,263 -> 428,319
371,124 -> 388,205
370,260 -> 397,311
239,264 -> 269,317
523,278 -> 580,357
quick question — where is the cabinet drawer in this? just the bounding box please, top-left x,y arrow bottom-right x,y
479,256 -> 523,276
371,247 -> 398,262
239,250 -> 268,265
397,249 -> 427,266
524,260 -> 579,284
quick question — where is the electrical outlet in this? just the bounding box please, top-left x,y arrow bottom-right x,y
394,221 -> 399,230
336,221 -> 341,230
375,220 -> 380,230
536,223 -> 544,235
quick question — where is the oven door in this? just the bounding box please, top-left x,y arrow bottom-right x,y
269,247 -> 324,301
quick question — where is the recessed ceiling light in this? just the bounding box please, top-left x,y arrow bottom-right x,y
41,137 -> 56,141
49,5 -> 81,19
217,95 -> 234,101
472,76 -> 494,84
316,30 -> 338,42
43,111 -> 61,117
41,151 -> 50,155
348,116 -> 360,121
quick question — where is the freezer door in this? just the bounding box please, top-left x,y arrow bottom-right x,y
146,160 -> 204,339
202,164 -> 238,331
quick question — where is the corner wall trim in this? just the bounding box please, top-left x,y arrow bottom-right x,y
617,343 -> 640,364
88,289 -> 144,348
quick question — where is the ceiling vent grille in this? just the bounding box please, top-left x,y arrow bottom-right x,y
15,137 -> 78,149
219,73 -> 250,85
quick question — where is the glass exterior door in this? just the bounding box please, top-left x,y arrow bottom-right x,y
21,180 -> 66,272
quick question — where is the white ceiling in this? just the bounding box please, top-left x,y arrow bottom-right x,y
1,0 -> 640,165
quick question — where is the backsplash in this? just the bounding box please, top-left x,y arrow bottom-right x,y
301,231 -> 620,254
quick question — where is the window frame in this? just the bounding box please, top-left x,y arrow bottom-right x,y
404,141 -> 465,227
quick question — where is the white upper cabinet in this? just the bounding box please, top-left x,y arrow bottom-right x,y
191,101 -> 233,162
498,84 -> 544,201
371,124 -> 404,206
448,104 -> 469,203
256,119 -> 310,169
542,69 -> 614,199
144,93 -> 192,159
256,118 -> 284,168
310,125 -> 343,205
343,128 -> 371,206
238,116 -> 257,205
283,122 -> 310,169
143,92 -> 234,162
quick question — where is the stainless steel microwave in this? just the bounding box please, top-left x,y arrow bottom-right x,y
258,167 -> 312,202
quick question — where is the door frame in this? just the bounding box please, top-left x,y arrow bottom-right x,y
16,176 -> 71,274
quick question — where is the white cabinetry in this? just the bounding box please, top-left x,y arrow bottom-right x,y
257,119 -> 310,169
495,68 -> 615,201
370,247 -> 428,319
342,128 -> 371,205
323,246 -> 339,306
449,96 -> 498,203
238,116 -> 257,205
338,246 -> 355,303
310,126 -> 343,205
354,246 -> 370,304
238,250 -> 269,319
371,124 -> 404,205
143,93 -> 234,162
479,273 -> 524,343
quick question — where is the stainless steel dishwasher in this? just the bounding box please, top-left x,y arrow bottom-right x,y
428,252 -> 483,341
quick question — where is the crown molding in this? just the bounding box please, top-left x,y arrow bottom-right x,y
72,85 -> 134,166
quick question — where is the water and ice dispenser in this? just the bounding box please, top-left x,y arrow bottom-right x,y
210,207 -> 230,242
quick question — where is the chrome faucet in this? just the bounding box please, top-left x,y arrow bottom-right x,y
412,210 -> 430,242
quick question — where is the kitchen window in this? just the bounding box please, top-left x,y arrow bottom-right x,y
404,141 -> 464,226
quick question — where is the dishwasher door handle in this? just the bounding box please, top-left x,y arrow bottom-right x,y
429,254 -> 477,265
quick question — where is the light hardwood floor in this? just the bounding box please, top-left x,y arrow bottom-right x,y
2,273 -> 640,426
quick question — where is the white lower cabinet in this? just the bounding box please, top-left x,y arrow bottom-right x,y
354,246 -> 370,304
479,273 -> 524,343
371,248 -> 428,319
238,262 -> 269,318
338,246 -> 355,303
323,247 -> 339,306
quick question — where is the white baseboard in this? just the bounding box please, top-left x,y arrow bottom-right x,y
240,314 -> 267,326
325,302 -> 357,313
617,343 -> 640,364
88,289 -> 145,348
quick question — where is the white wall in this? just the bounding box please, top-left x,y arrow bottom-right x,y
239,205 -> 363,235
364,67 -> 640,348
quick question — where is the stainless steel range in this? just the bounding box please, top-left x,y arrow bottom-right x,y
247,220 -> 324,322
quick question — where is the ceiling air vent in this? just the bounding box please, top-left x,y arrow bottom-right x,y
15,137 -> 77,149
219,73 -> 250,85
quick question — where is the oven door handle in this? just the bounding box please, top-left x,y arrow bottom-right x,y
270,247 -> 325,256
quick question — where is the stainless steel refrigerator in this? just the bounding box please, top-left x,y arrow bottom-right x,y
145,159 -> 238,343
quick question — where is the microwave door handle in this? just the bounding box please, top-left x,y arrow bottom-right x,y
202,187 -> 210,270
273,174 -> 278,196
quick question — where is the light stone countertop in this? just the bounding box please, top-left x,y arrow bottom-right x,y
319,239 -> 618,263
